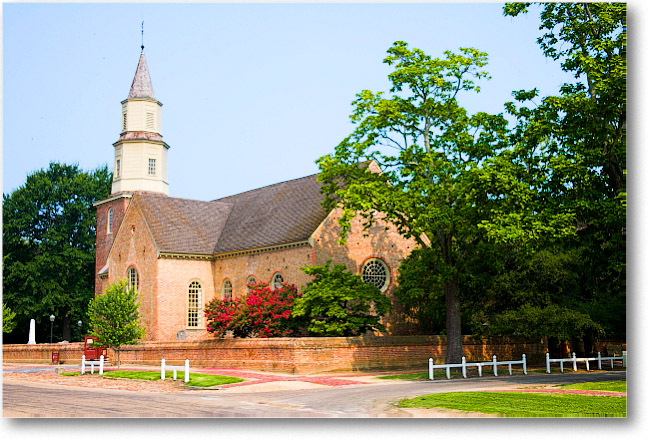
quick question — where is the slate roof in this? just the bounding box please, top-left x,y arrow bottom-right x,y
212,173 -> 327,254
128,51 -> 156,100
134,193 -> 232,254
133,173 -> 328,256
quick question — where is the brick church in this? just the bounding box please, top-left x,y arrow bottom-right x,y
94,49 -> 417,341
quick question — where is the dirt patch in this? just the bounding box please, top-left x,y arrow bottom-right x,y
3,371 -> 189,394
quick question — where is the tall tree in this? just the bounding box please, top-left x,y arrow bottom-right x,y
503,3 -> 626,339
3,162 -> 112,343
317,42 -> 571,363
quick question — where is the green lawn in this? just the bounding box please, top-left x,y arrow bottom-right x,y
559,380 -> 626,392
100,370 -> 245,387
398,392 -> 626,417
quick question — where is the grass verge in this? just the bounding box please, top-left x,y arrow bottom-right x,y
100,370 -> 245,387
558,380 -> 626,392
398,392 -> 626,417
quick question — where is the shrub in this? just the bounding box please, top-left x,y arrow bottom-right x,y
292,261 -> 392,336
205,282 -> 297,338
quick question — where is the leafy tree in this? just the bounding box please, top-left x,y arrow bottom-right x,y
317,42 -> 572,362
394,248 -> 446,335
3,303 -> 17,334
3,162 -> 112,343
502,3 -> 626,338
88,279 -> 146,367
292,261 -> 392,336
488,304 -> 604,343
205,282 -> 297,338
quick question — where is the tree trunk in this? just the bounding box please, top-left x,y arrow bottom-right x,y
62,316 -> 71,342
445,276 -> 463,364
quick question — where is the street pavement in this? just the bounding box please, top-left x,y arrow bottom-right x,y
2,364 -> 626,418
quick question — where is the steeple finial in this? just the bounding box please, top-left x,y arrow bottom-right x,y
141,20 -> 144,51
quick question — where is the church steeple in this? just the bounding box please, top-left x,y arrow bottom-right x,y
111,48 -> 170,196
128,51 -> 156,100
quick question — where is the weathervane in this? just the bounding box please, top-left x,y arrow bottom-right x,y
141,20 -> 144,51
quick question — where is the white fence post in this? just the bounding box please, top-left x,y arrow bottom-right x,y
522,354 -> 527,375
493,355 -> 498,377
99,355 -> 104,375
461,356 -> 467,378
597,352 -> 602,370
622,351 -> 627,368
161,358 -> 166,380
477,363 -> 482,377
81,355 -> 86,375
428,358 -> 433,380
184,359 -> 190,383
572,352 -> 577,371
445,366 -> 450,380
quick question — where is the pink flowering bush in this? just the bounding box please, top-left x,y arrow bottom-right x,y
205,282 -> 298,338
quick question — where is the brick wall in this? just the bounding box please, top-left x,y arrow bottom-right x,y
95,194 -> 131,297
3,336 -> 571,374
156,258 -> 215,341
106,199 -> 159,339
312,208 -> 419,335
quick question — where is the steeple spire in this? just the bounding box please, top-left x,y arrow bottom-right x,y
128,50 -> 155,100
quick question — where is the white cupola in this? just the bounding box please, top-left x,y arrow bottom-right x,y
111,49 -> 170,195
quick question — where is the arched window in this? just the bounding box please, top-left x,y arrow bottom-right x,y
246,276 -> 256,294
188,280 -> 202,328
108,208 -> 113,234
222,279 -> 232,301
271,273 -> 284,290
127,266 -> 139,291
361,258 -> 390,292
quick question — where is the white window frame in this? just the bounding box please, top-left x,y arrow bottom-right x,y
108,208 -> 113,234
148,158 -> 156,176
222,279 -> 233,301
271,272 -> 284,290
361,258 -> 390,292
187,280 -> 203,328
127,266 -> 139,292
116,159 -> 121,178
245,276 -> 256,294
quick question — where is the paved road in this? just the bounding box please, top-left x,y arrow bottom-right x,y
3,371 -> 626,418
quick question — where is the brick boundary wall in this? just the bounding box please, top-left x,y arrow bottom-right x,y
2,337 -> 625,374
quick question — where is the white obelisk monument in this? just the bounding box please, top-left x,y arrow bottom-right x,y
28,319 -> 36,344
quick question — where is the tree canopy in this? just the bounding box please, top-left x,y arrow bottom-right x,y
88,279 -> 146,367
3,162 -> 112,343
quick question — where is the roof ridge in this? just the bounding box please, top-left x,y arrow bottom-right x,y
211,171 -> 320,202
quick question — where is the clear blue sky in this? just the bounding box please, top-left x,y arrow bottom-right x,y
1,2 -> 638,203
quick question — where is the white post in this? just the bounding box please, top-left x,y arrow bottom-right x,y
90,361 -> 95,375
173,368 -> 177,380
161,358 -> 166,380
99,355 -> 104,375
560,360 -> 564,373
508,362 -> 512,376
184,359 -> 190,383
428,358 -> 433,380
597,352 -> 602,370
572,352 -> 577,371
585,358 -> 590,371
546,353 -> 550,373
28,319 -> 36,345
477,364 -> 482,377
622,351 -> 627,368
493,355 -> 498,377
445,366 -> 450,380
522,354 -> 527,375
81,355 -> 86,375
610,358 -> 614,369
461,356 -> 467,378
